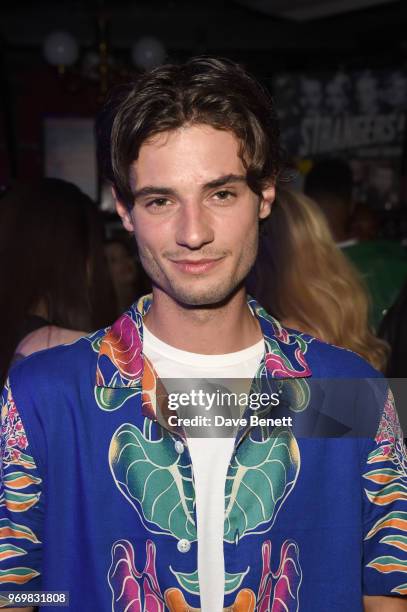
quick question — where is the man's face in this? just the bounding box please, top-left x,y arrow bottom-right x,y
116,124 -> 274,307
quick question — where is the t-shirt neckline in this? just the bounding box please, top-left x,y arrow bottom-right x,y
143,324 -> 264,367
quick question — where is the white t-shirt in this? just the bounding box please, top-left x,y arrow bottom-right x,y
143,325 -> 264,612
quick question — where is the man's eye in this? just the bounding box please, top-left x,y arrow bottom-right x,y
213,190 -> 234,201
146,198 -> 170,208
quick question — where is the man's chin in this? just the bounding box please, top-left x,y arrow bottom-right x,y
167,282 -> 243,309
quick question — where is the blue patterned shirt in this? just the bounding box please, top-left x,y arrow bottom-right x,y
0,295 -> 406,610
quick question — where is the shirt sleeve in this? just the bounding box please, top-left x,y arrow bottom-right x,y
0,378 -> 43,604
362,388 -> 407,597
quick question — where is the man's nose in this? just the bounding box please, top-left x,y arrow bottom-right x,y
175,201 -> 215,250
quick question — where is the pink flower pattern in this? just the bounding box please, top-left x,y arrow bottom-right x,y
108,540 -> 165,612
257,540 -> 302,612
375,390 -> 402,445
1,388 -> 29,466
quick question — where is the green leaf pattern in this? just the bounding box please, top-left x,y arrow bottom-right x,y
109,423 -> 196,541
169,567 -> 249,595
94,385 -> 139,412
224,428 -> 300,544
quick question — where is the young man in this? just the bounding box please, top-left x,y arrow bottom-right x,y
1,58 -> 406,611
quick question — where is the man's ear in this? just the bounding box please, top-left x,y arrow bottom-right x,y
259,184 -> 276,220
112,187 -> 135,233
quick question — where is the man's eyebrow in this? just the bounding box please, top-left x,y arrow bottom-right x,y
132,174 -> 247,202
203,174 -> 247,190
132,185 -> 176,201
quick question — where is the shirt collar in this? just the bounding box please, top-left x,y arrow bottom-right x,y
96,293 -> 313,395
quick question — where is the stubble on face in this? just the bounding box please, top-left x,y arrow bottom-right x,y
137,230 -> 260,307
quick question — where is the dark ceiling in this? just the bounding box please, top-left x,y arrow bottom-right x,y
0,0 -> 405,72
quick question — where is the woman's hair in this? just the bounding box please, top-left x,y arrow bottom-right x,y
247,188 -> 389,371
105,236 -> 152,301
378,281 -> 407,377
97,56 -> 285,209
0,178 -> 117,384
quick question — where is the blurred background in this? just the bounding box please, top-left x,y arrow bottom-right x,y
1,0 -> 405,220
1,0 -> 407,380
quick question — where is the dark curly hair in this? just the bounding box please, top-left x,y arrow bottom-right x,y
97,56 -> 284,209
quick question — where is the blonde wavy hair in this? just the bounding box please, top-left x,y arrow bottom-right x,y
248,187 -> 389,371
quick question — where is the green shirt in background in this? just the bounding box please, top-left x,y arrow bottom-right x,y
342,240 -> 407,330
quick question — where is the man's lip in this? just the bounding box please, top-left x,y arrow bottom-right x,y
169,257 -> 224,274
169,258 -> 222,264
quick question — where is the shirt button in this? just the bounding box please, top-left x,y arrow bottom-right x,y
174,441 -> 184,454
177,538 -> 191,553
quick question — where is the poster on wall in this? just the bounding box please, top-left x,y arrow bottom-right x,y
43,116 -> 97,201
273,69 -> 407,210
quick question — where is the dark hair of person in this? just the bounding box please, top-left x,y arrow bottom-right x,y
105,235 -> 152,299
0,178 -> 117,384
97,56 -> 285,209
304,158 -> 353,204
378,282 -> 407,377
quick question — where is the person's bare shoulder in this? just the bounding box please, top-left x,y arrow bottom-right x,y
15,326 -> 86,357
2,608 -> 34,612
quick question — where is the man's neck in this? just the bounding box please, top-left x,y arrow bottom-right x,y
143,288 -> 263,355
